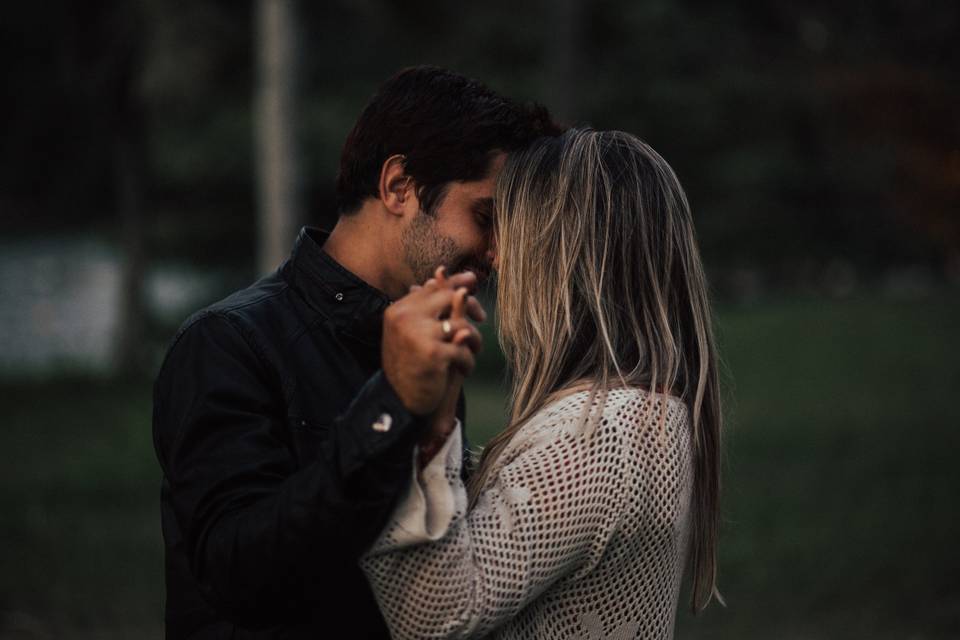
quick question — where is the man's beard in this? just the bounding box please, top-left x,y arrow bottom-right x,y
401,211 -> 486,285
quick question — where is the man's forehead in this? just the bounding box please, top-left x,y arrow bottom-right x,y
446,151 -> 505,199
487,150 -> 507,171
454,176 -> 496,198
484,151 -> 507,182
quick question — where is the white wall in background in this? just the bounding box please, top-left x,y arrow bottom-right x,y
0,236 -> 226,376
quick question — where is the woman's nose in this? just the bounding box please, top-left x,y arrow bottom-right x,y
485,233 -> 499,271
486,247 -> 498,271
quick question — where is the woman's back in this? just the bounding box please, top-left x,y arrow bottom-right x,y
361,387 -> 693,639
492,388 -> 693,639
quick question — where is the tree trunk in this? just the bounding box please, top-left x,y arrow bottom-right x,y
113,7 -> 147,375
115,118 -> 146,374
255,0 -> 302,276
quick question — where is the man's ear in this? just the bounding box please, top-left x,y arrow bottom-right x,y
378,154 -> 415,216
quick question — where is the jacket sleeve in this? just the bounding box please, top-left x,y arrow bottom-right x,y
359,412 -> 632,640
153,312 -> 425,628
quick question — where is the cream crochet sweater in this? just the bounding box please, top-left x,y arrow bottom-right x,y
360,388 -> 693,639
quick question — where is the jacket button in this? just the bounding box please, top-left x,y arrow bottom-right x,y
372,413 -> 392,433
335,292 -> 344,301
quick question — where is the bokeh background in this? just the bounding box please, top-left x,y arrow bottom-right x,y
2,1 -> 958,638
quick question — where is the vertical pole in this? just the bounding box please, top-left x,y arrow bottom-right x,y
254,0 -> 301,276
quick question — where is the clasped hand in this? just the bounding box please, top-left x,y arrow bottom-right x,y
382,266 -> 485,468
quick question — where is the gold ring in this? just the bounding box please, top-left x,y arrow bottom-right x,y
441,319 -> 453,340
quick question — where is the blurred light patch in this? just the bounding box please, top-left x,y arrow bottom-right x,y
0,236 -> 222,376
0,237 -> 120,375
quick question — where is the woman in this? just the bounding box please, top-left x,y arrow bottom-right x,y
361,129 -> 723,639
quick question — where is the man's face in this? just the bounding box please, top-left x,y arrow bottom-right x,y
401,153 -> 504,287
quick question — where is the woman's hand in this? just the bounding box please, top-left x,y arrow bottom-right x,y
417,268 -> 480,469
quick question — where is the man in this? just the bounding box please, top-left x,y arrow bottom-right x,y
153,66 -> 561,639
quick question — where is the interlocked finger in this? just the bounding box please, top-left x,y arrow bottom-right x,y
438,317 -> 474,343
464,294 -> 487,322
450,286 -> 467,320
451,323 -> 482,354
437,342 -> 477,376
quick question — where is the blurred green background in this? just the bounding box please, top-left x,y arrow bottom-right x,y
1,1 -> 958,638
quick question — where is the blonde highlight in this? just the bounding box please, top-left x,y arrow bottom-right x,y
467,129 -> 723,613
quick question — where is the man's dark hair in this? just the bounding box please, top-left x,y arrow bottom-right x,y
336,66 -> 563,215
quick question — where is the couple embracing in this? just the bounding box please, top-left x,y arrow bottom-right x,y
153,66 -> 722,640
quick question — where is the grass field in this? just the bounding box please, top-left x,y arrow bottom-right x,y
1,293 -> 957,638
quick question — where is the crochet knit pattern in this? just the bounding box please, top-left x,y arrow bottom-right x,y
361,387 -> 693,639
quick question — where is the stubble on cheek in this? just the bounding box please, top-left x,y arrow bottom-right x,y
401,212 -> 462,285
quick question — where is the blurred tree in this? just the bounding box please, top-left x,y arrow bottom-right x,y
2,0 -> 956,294
112,4 -> 149,374
140,0 -> 254,266
254,0 -> 303,276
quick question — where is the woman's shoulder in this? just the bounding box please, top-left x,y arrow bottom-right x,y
601,387 -> 690,432
537,386 -> 687,424
511,386 -> 689,454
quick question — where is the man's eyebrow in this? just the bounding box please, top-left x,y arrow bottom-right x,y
471,197 -> 494,217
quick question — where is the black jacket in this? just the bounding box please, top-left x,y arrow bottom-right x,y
153,226 -> 466,639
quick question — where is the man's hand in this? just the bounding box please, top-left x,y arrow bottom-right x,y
382,267 -> 484,416
417,282 -> 474,468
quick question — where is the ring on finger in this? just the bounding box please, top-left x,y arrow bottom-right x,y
441,319 -> 453,340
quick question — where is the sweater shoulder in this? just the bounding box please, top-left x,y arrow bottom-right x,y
515,388 -> 688,444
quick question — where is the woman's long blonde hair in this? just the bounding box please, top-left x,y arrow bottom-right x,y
467,129 -> 722,613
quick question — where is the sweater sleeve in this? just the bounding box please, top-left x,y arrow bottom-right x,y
360,409 -> 631,640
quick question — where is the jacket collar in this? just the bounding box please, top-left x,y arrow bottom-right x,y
281,226 -> 391,346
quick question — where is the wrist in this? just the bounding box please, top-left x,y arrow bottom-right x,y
417,439 -> 442,470
431,415 -> 456,436
382,368 -> 432,418
417,418 -> 460,470
417,428 -> 450,451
